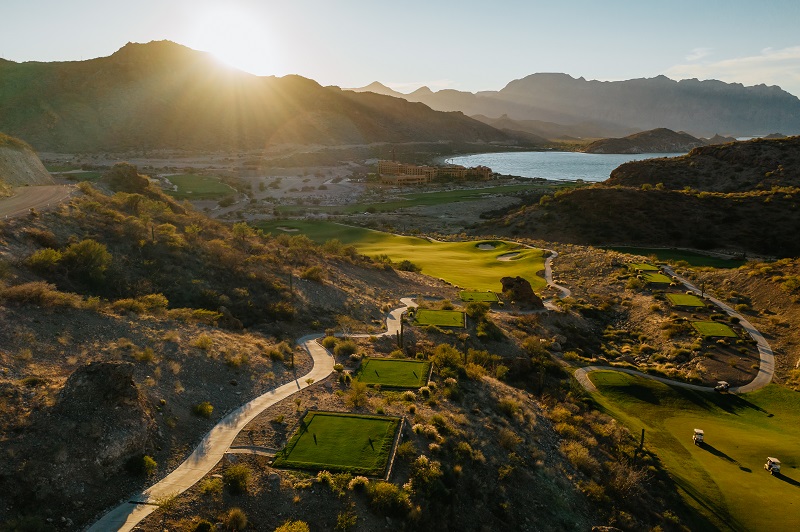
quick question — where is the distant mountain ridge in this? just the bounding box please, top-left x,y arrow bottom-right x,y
350,74 -> 800,138
0,41 -> 514,152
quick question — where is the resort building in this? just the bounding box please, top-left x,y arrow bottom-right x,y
378,160 -> 492,185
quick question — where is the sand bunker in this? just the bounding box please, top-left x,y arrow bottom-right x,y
497,252 -> 521,261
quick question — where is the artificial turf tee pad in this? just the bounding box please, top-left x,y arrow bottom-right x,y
459,291 -> 500,303
666,293 -> 705,307
273,411 -> 401,476
356,357 -> 432,388
413,309 -> 466,327
692,321 -> 738,338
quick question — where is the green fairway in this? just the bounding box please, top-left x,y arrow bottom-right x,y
610,247 -> 746,269
355,357 -> 432,388
414,309 -> 466,328
692,321 -> 738,338
667,293 -> 706,308
590,372 -> 800,531
272,411 -> 400,476
643,272 -> 673,284
164,174 -> 235,199
256,221 -> 546,293
629,262 -> 660,271
459,291 -> 500,303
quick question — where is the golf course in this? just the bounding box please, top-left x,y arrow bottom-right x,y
258,221 -> 546,292
589,371 -> 800,531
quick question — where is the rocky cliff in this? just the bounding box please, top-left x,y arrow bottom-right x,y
0,133 -> 54,195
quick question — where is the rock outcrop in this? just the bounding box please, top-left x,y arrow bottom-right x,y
0,133 -> 54,196
501,276 -> 544,309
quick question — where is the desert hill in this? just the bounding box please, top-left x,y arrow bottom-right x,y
582,128 -> 706,154
0,133 -> 54,195
607,135 -> 800,191
352,73 -> 800,137
491,136 -> 800,256
0,41 -> 514,152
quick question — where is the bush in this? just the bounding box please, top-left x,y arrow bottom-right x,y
225,507 -> 248,531
322,336 -> 337,349
142,455 -> 157,476
366,481 -> 410,515
199,477 -> 223,495
300,266 -> 325,283
223,464 -> 251,494
193,401 -> 214,418
346,380 -> 369,408
193,334 -> 213,350
0,281 -> 81,307
396,260 -> 421,272
193,520 -> 214,532
26,248 -> 63,273
61,239 -> 111,284
275,520 -> 310,532
334,340 -> 358,357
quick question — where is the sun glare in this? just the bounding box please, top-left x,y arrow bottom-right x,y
188,5 -> 281,76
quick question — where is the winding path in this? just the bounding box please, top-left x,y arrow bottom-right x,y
87,298 -> 417,532
573,265 -> 774,395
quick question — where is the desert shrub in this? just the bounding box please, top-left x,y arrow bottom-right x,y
431,344 -> 463,371
193,334 -> 213,350
193,520 -> 214,532
396,260 -> 421,272
26,248 -> 63,273
133,347 -> 155,363
0,281 -> 81,307
223,464 -> 251,494
366,481 -> 410,515
561,440 -> 600,476
300,266 -> 325,282
224,507 -> 248,531
275,520 -> 310,532
322,336 -> 337,349
61,239 -> 111,284
23,228 -> 59,248
494,364 -> 510,380
409,455 -> 444,496
497,396 -> 521,417
142,455 -> 157,476
396,440 -> 417,460
199,477 -> 223,495
346,380 -> 368,408
348,475 -> 369,491
498,428 -> 522,450
333,363 -> 344,372
335,510 -> 358,531
193,401 -> 214,418
334,340 -> 358,357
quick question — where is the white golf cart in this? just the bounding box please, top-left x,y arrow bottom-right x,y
764,457 -> 781,475
714,381 -> 730,393
692,429 -> 704,446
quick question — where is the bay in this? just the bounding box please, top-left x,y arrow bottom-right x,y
446,151 -> 685,182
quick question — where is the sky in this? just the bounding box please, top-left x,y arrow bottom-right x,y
2,0 -> 800,97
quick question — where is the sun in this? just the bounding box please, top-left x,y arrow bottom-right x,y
187,5 -> 281,76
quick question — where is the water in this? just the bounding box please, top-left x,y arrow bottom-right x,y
446,151 -> 685,182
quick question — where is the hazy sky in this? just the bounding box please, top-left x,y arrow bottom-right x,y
2,0 -> 800,96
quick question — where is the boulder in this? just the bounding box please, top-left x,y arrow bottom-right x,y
501,276 -> 544,309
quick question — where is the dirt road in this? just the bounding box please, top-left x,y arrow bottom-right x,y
0,185 -> 73,218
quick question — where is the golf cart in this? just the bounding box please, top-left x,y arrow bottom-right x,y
714,381 -> 730,393
692,428 -> 704,446
764,457 -> 781,475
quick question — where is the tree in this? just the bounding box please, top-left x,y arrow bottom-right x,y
103,162 -> 149,193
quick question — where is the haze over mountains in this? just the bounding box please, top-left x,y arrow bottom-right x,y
353,74 -> 800,138
0,41 -> 513,152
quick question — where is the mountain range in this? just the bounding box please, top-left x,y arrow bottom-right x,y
0,41 -> 514,153
352,74 -> 800,138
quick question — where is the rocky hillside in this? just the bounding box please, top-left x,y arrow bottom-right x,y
0,41 -> 514,153
607,135 -> 800,191
0,133 -> 54,195
582,128 -> 706,154
352,73 -> 800,137
490,136 -> 800,256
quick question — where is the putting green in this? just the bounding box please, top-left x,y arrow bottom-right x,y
273,411 -> 400,476
460,291 -> 500,303
692,321 -> 738,338
256,221 -> 546,292
414,309 -> 466,328
356,357 -> 432,388
590,372 -> 800,531
667,293 -> 706,307
165,174 -> 235,199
